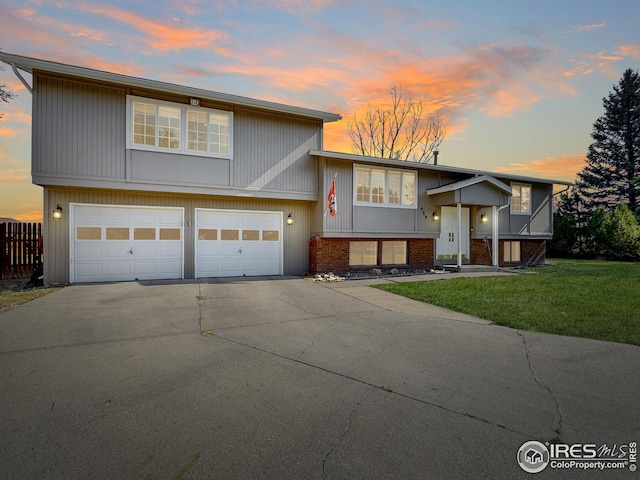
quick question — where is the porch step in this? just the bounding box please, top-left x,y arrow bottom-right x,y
441,264 -> 500,273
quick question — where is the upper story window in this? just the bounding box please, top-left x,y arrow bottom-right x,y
128,96 -> 233,159
511,183 -> 531,214
354,165 -> 416,208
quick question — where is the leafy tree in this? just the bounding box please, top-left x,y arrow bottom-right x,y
584,205 -> 640,260
348,85 -> 446,163
576,69 -> 640,212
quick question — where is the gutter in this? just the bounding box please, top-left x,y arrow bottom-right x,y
10,63 -> 32,95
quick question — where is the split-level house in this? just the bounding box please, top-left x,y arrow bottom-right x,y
1,52 -> 570,285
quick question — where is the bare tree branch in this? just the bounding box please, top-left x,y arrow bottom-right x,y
348,85 -> 446,163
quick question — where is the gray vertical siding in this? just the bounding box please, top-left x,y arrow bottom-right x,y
33,74 -> 323,198
233,108 -> 322,193
44,187 -> 313,284
33,74 -> 126,179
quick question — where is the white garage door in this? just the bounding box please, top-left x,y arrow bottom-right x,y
196,209 -> 282,278
71,204 -> 184,283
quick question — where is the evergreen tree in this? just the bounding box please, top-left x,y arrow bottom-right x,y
576,69 -> 640,212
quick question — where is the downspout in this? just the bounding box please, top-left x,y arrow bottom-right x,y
491,200 -> 511,267
10,63 -> 33,94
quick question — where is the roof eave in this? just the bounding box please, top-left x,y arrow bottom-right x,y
311,150 -> 573,186
0,52 -> 342,123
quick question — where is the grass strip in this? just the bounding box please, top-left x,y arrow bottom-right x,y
374,259 -> 640,346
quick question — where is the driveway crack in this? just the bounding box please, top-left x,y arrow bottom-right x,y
518,330 -> 563,441
322,391 -> 371,478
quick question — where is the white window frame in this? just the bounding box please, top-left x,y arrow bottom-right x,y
353,165 -> 417,208
511,183 -> 531,214
504,241 -> 521,262
381,241 -> 407,265
349,241 -> 378,266
127,95 -> 233,159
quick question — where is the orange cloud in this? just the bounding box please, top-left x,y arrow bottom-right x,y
0,168 -> 28,184
615,45 -> 640,60
13,210 -> 43,222
494,155 -> 586,181
81,4 -> 231,55
0,127 -> 19,138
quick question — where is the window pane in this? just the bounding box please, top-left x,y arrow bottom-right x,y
134,228 -> 155,240
402,172 -> 416,205
242,230 -> 260,241
504,241 -> 521,262
198,229 -> 217,240
132,102 -> 156,147
209,112 -> 231,156
77,227 -> 101,240
263,230 -> 279,241
356,168 -> 370,202
349,241 -> 378,266
106,228 -> 129,240
187,111 -> 208,152
512,185 -> 521,212
160,228 -> 181,240
371,170 -> 385,203
388,172 -> 401,204
382,241 -> 407,264
521,186 -> 531,213
221,229 -> 239,241
158,106 -> 181,149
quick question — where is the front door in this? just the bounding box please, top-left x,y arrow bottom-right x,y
436,206 -> 470,264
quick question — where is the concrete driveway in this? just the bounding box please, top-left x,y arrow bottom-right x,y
0,275 -> 638,479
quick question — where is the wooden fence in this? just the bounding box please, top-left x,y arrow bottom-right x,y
0,222 -> 43,279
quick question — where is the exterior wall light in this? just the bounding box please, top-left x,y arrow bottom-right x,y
286,213 -> 293,225
190,98 -> 200,107
432,211 -> 439,221
52,204 -> 63,219
481,213 -> 488,223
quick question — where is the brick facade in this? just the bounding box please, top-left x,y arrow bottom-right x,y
470,239 -> 547,267
309,237 -> 435,274
309,237 -> 546,273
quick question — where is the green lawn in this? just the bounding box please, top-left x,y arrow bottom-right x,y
374,259 -> 640,345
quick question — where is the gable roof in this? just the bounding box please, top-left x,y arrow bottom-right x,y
0,52 -> 342,123
426,175 -> 512,196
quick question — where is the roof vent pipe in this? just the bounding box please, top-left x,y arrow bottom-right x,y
433,150 -> 439,165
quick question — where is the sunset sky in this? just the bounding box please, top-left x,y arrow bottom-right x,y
0,0 -> 638,221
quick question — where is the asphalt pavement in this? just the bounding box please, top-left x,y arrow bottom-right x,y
0,274 -> 638,479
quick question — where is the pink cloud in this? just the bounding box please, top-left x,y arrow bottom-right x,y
615,45 -> 640,60
81,4 -> 231,55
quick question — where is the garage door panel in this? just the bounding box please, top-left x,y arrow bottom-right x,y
104,209 -> 130,225
75,243 -> 103,260
133,262 -> 158,275
72,205 -> 183,283
158,243 -> 182,257
105,262 -> 132,276
196,209 -> 282,278
159,261 -> 182,274
262,215 -> 280,229
106,244 -> 132,260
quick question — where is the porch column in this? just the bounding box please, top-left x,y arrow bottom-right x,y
492,205 -> 499,267
457,203 -> 463,268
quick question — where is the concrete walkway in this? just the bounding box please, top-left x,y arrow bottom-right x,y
0,274 -> 638,479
